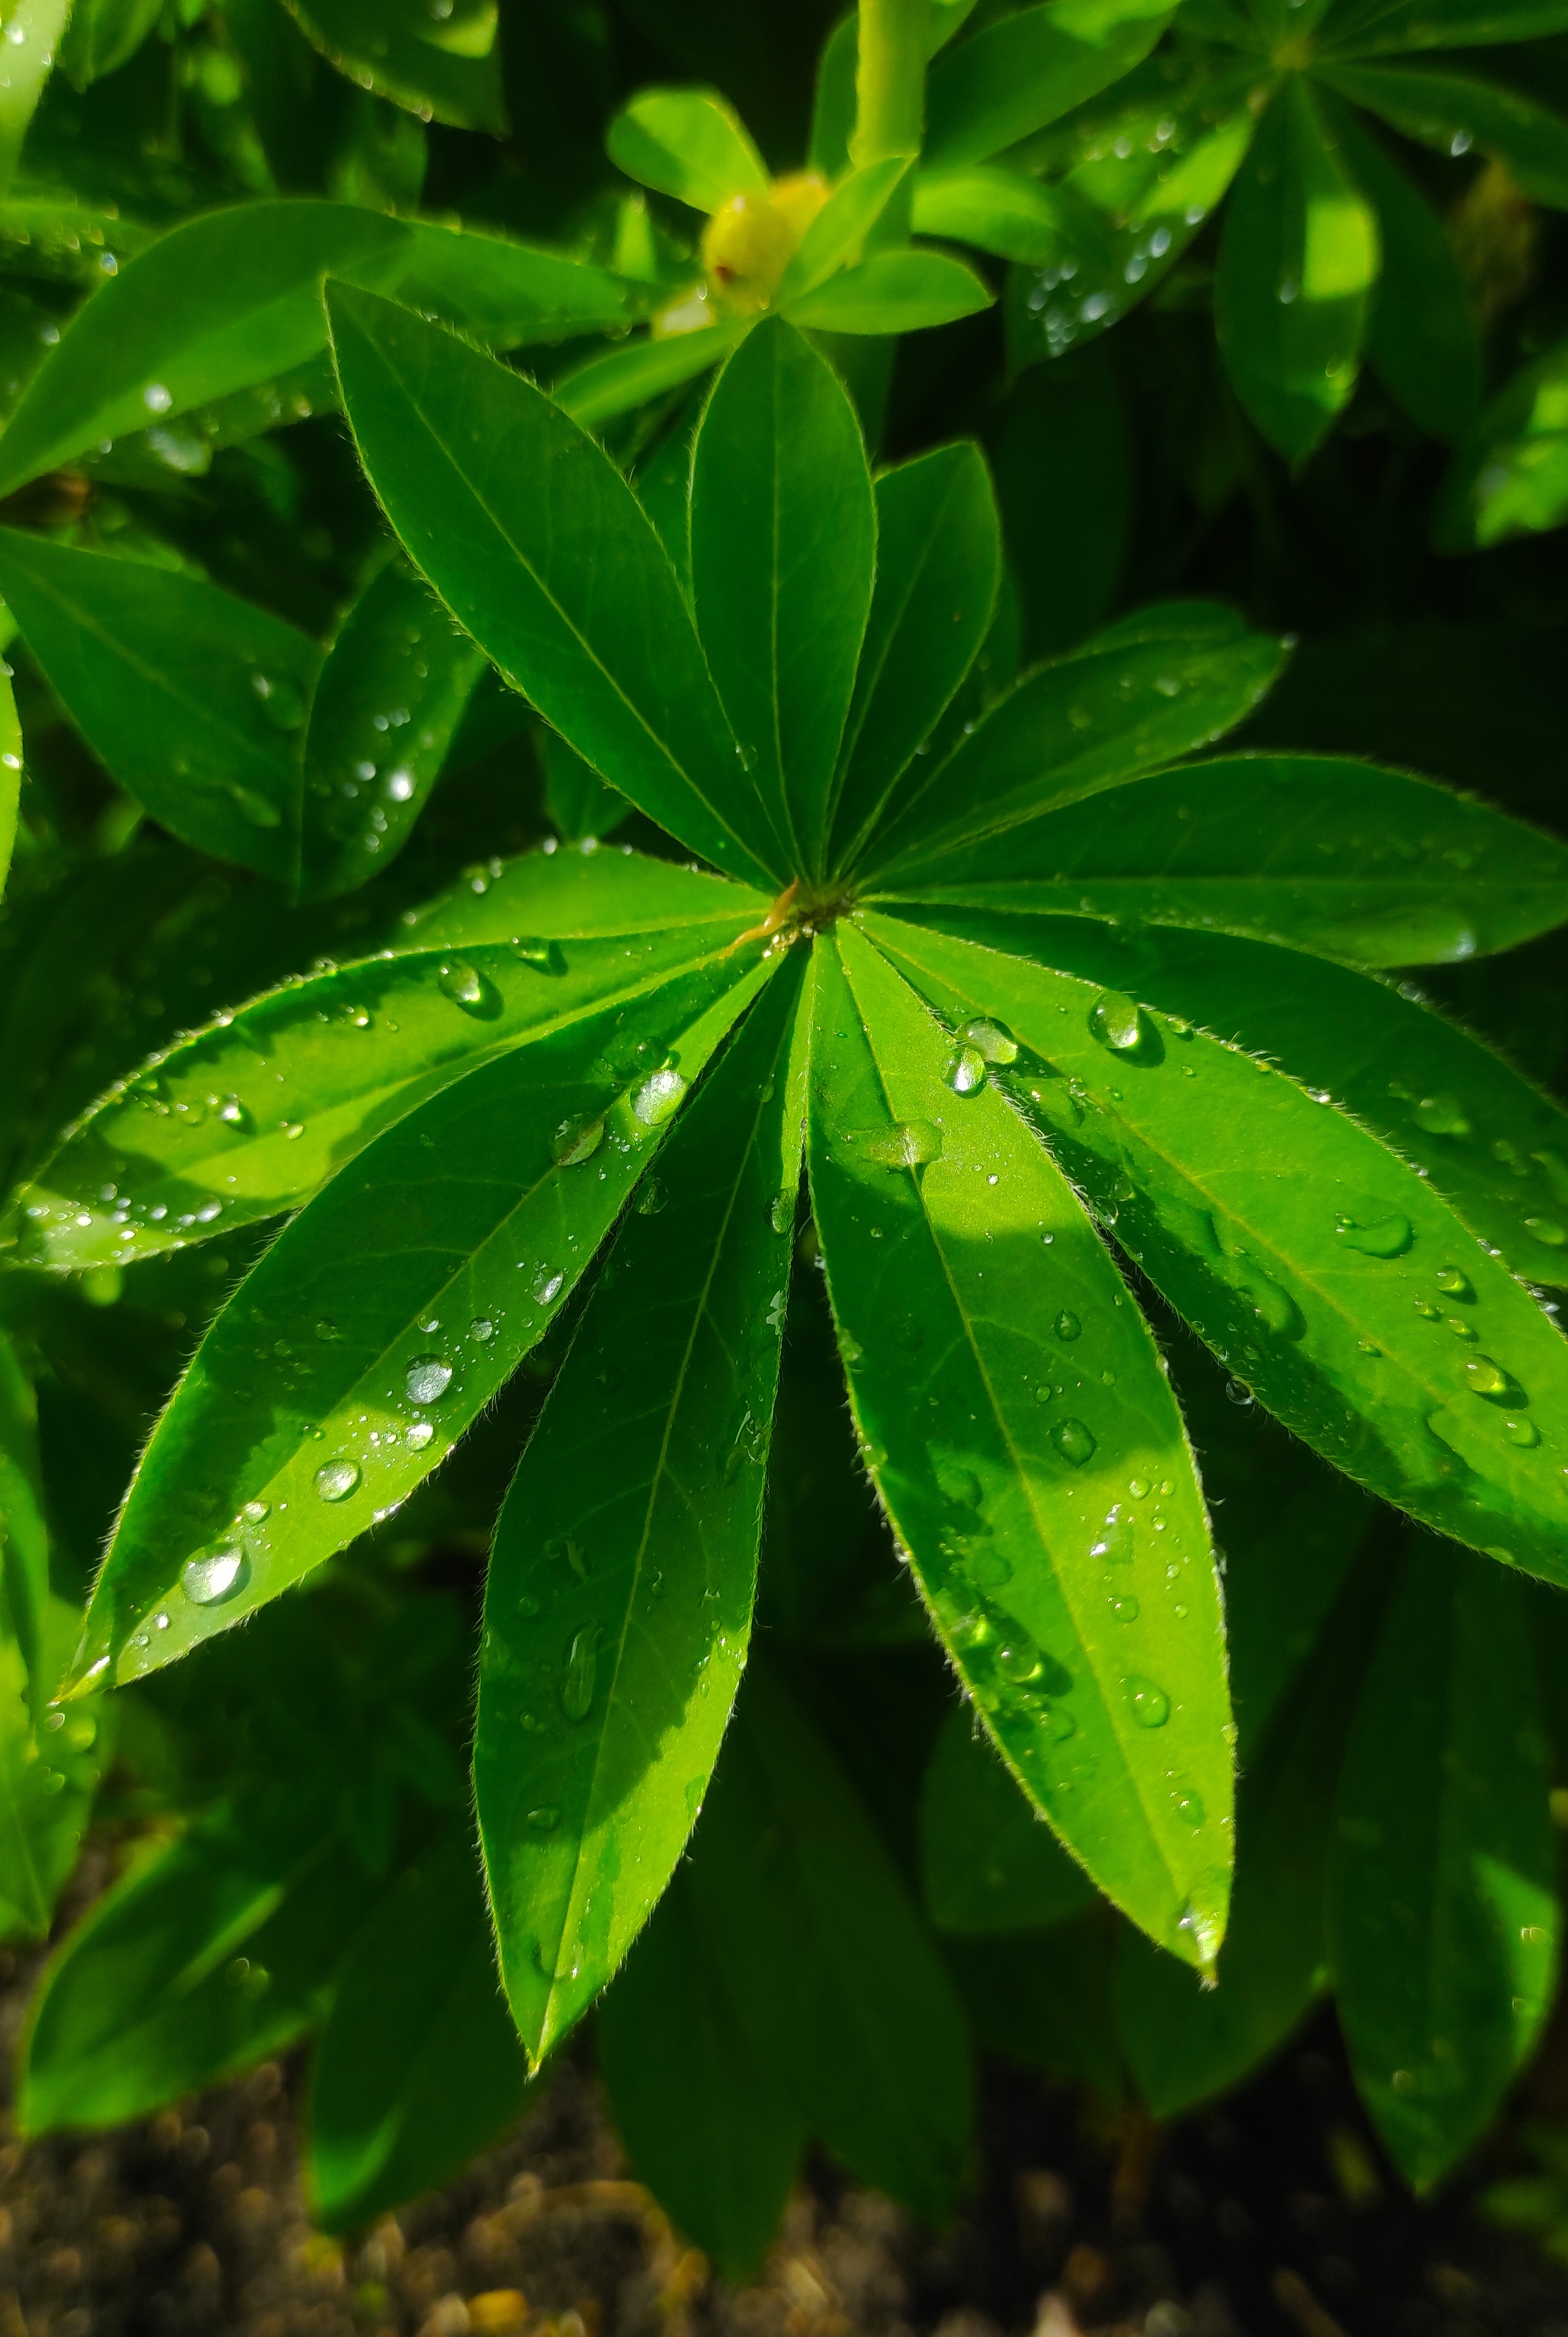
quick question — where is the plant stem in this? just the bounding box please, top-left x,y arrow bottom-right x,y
851,0 -> 929,170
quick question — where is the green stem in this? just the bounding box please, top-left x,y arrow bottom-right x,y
851,0 -> 930,169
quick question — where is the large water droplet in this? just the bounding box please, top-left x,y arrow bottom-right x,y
1109,1594 -> 1140,1623
407,1356 -> 452,1406
964,1017 -> 1019,1065
534,1268 -> 564,1305
1054,1309 -> 1081,1342
1465,1356 -> 1509,1397
407,1420 -> 435,1450
850,1120 -> 944,1171
1089,990 -> 1142,1052
769,1191 -> 794,1235
560,1625 -> 600,1721
1125,1675 -> 1170,1727
314,1457 -> 361,1502
947,1044 -> 988,1097
181,1548 -> 248,1605
1505,1417 -> 1540,1448
1336,1211 -> 1413,1258
1413,1093 -> 1471,1137
510,935 -> 565,976
553,1115 -> 605,1166
633,1066 -> 688,1126
1436,1267 -> 1473,1299
998,1634 -> 1044,1683
1053,1417 -> 1096,1464
438,959 -> 495,1015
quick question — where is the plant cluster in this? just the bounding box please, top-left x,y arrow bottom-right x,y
0,0 -> 1566,2280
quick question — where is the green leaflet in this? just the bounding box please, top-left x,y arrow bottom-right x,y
949,1914 -> 1125,2097
0,201 -> 413,499
306,1829 -> 532,2231
1323,61 -> 1568,205
400,842 -> 763,953
1321,0 -> 1568,46
11,917 -> 758,1273
0,663 -> 18,904
67,946 -> 773,1692
916,165 -> 1065,263
1329,1531 -> 1557,2188
0,1 -> 70,195
872,913 -> 1568,1584
828,443 -> 1001,873
554,324 -> 750,432
782,249 -> 995,334
282,0 -> 507,132
1114,1553 -> 1380,2119
598,1863 -> 805,2283
1434,335 -> 1568,553
299,561 -> 487,899
920,1704 -> 1097,1933
18,1789 -> 369,2133
1215,77 -> 1380,462
859,606 -> 1287,881
0,1329 -> 49,1690
810,927 -> 1234,1967
0,531 -> 322,882
681,1654 -> 973,2222
58,0 -> 162,87
778,159 -> 913,302
606,88 -> 769,211
477,958 -> 808,2061
327,286 -> 779,890
396,221 -> 646,350
1334,106 -> 1480,443
877,751 -> 1568,965
924,0 -> 1178,168
539,730 -> 628,846
690,320 -> 875,878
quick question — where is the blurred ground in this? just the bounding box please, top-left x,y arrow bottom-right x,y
4,1940 -> 1568,2337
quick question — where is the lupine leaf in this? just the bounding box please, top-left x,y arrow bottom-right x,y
0,665 -> 18,902
0,1331 -> 49,1691
477,956 -> 807,2061
299,559 -> 487,900
1434,334 -> 1568,552
306,1829 -> 533,2231
690,320 -> 874,878
809,925 -> 1234,1966
779,159 -> 913,302
924,0 -> 1179,168
58,0 -> 162,88
0,532 -> 322,881
11,916 -> 758,1273
873,911 -> 1568,1584
1215,78 -> 1381,462
1329,1531 -> 1557,2188
397,221 -> 648,351
539,731 -> 628,845
66,947 -> 772,1692
606,88 -> 769,211
859,607 -> 1286,881
554,324 -> 750,431
0,0 -> 70,194
1334,106 -> 1481,440
920,1704 -> 1097,1933
874,751 -> 1568,964
327,285 -> 779,888
783,249 -> 995,334
1323,0 -> 1568,57
828,443 -> 1001,873
282,0 -> 507,132
1324,62 -> 1568,204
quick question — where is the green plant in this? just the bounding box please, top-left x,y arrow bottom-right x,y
2,0 -> 1568,2291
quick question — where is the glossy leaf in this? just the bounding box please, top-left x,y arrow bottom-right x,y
1335,107 -> 1481,441
58,0 -> 162,87
0,664 -> 18,903
299,560 -> 487,900
1434,334 -> 1568,552
873,911 -> 1568,1585
18,1788 -> 368,2132
0,1600 -> 104,1943
878,751 -> 1568,964
540,729 -> 628,845
283,0 -> 506,132
920,1705 -> 1097,1933
915,165 -> 1065,263
924,0 -> 1178,168
1325,62 -> 1568,205
397,220 -> 648,349
683,1655 -> 973,2221
307,1829 -> 532,2231
67,947 -> 772,1692
783,248 -> 995,334
606,87 -> 769,211
779,159 -> 913,302
0,531 -> 322,881
1329,1531 -> 1557,2188
828,443 -> 1001,873
401,841 -> 764,952
12,915 -> 758,1273
860,606 -> 1287,881
949,1914 -> 1125,2096
553,323 -> 750,430
810,927 -> 1234,1966
1215,79 -> 1380,462
598,1861 -> 805,2282
0,0 -> 69,194
690,319 -> 874,876
0,201 -> 413,500
327,285 -> 779,888
479,959 -> 805,2061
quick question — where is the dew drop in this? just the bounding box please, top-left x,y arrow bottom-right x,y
998,1636 -> 1044,1682
240,1499 -> 270,1525
633,1066 -> 688,1126
1089,989 -> 1142,1052
560,1624 -> 600,1721
406,1420 -> 435,1450
947,1044 -> 988,1096
637,1177 -> 667,1216
1109,1594 -> 1140,1623
965,1017 -> 1019,1064
769,1191 -> 794,1235
1436,1267 -> 1474,1298
1053,1417 -> 1096,1464
314,1457 -> 361,1502
936,1456 -> 982,1508
181,1548 -> 248,1605
1413,1093 -> 1471,1137
406,1356 -> 452,1406
1526,1216 -> 1568,1247
1175,1790 -> 1205,1827
1054,1309 -> 1081,1342
1465,1356 -> 1508,1397
471,1317 -> 495,1343
1125,1675 -> 1171,1727
510,935 -> 566,975
534,1269 -> 564,1305
527,1806 -> 562,1831
849,1119 -> 944,1171
437,959 -> 492,1012
1336,1211 -> 1413,1258
1505,1417 -> 1541,1448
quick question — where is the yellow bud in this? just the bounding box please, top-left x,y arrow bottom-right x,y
701,172 -> 831,315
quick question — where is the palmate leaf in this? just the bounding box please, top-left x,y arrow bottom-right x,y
13,900 -> 763,1273
782,250 -> 995,334
327,285 -> 780,890
1320,0 -> 1568,47
924,0 -> 1180,168
878,751 -> 1568,964
690,320 -> 874,879
476,957 -> 808,2061
810,927 -> 1234,1968
1333,106 -> 1481,443
1325,61 -> 1568,205
65,946 -> 773,1692
874,913 -> 1568,1583
606,88 -> 770,211
1329,1530 -> 1557,2187
282,0 -> 507,132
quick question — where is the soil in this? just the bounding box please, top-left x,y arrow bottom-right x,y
3,1915 -> 1568,2337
